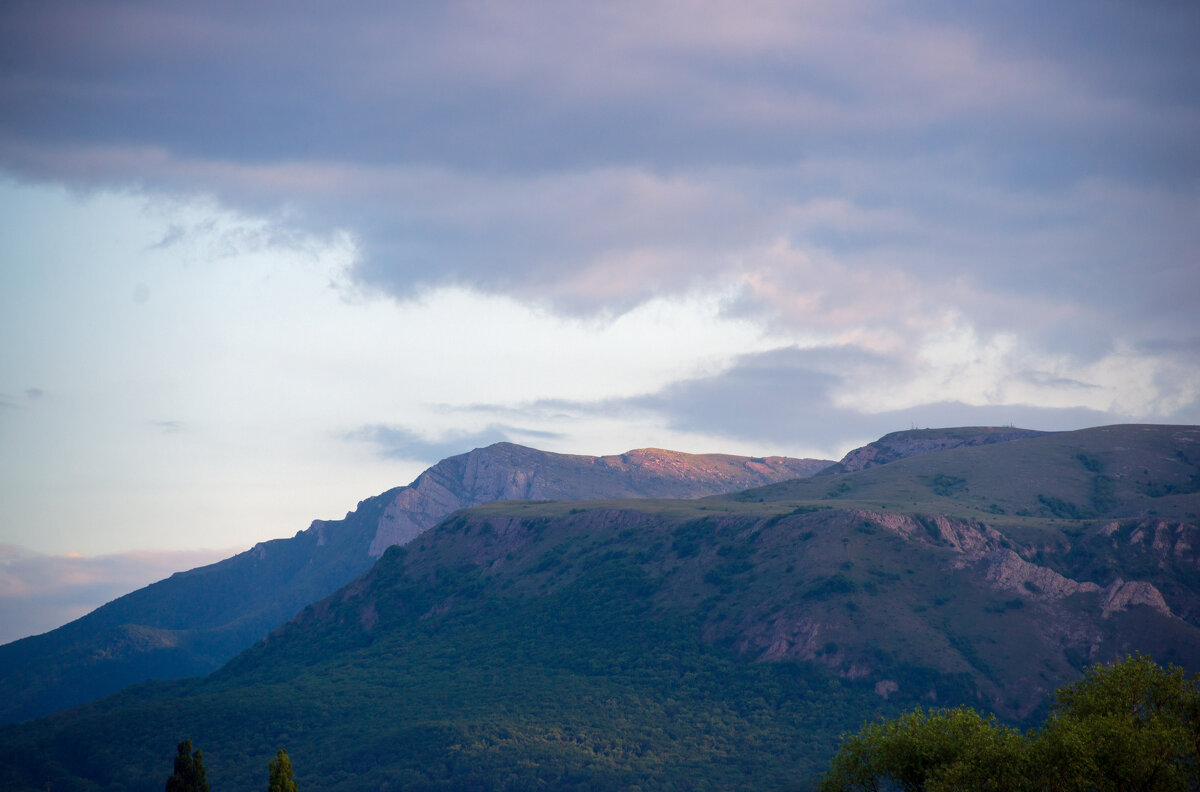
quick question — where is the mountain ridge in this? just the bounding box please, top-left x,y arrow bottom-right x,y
0,442 -> 830,724
818,426 -> 1049,475
366,443 -> 829,555
2,425 -> 1198,791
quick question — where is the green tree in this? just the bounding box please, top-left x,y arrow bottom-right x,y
1034,653 -> 1200,792
818,655 -> 1200,792
268,748 -> 298,792
818,707 -> 1030,792
165,740 -> 209,792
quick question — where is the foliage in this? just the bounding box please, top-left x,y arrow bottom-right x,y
165,740 -> 209,792
0,553 -> 939,792
818,655 -> 1200,792
1037,654 -> 1200,792
1089,474 -> 1116,514
1037,494 -> 1085,520
819,708 -> 1029,792
268,748 -> 297,792
924,474 -> 967,498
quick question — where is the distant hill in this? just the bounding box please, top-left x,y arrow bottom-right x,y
0,444 -> 829,725
2,425 -> 1197,792
817,426 -> 1048,475
734,424 -> 1200,525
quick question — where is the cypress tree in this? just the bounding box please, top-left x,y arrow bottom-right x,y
268,748 -> 298,792
165,740 -> 209,792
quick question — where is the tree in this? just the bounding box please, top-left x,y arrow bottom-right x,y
1035,653 -> 1200,792
817,707 -> 1030,792
269,748 -> 298,792
818,655 -> 1200,792
165,740 -> 209,792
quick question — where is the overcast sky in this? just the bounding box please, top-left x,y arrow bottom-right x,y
2,1 -> 1198,636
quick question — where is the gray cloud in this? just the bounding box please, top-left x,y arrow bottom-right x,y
148,224 -> 187,251
4,2 -> 1195,178
1016,371 -> 1100,390
1,1 -> 1197,338
349,423 -> 564,464
0,390 -> 45,413
623,346 -> 1115,451
1138,336 -> 1200,355
447,345 -> 1122,457
1,0 -> 1197,434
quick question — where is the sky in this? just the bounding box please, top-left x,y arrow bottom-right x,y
1,1 -> 1199,639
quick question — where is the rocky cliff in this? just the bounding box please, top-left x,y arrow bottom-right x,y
368,444 -> 828,554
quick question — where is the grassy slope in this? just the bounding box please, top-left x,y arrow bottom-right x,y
726,424 -> 1200,523
818,426 -> 1049,475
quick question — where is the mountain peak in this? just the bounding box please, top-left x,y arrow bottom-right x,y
369,445 -> 830,555
0,441 -> 830,725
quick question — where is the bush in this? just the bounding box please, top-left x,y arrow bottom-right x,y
817,655 -> 1200,792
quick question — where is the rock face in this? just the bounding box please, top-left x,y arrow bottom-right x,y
1099,579 -> 1172,618
0,442 -> 830,725
369,444 -> 829,555
973,549 -> 1101,600
954,548 -> 1173,619
862,510 -> 1006,554
822,427 -> 1047,474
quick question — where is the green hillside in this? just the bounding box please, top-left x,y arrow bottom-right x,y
1,519 -> 936,791
730,424 -> 1200,522
2,425 -> 1198,791
817,426 -> 1048,475
0,443 -> 828,725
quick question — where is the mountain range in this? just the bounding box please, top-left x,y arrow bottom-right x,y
2,425 -> 1198,791
0,443 -> 828,724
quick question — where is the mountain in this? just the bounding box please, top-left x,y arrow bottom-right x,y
735,423 -> 1200,524
2,425 -> 1197,792
0,443 -> 830,725
817,426 -> 1048,475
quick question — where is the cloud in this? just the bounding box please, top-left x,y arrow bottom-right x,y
1,3 -> 1196,423
1,0 -> 1196,332
438,342 -> 1144,459
0,544 -> 237,644
1016,371 -> 1100,391
349,423 -> 565,464
622,345 -> 1117,451
147,223 -> 187,250
6,1 -> 1193,177
1,1 -> 1198,559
